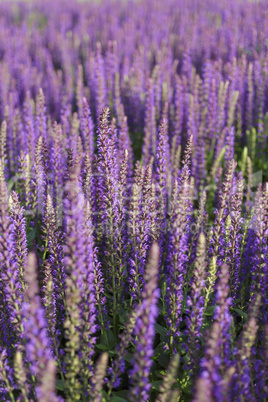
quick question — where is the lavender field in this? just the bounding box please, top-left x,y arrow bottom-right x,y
0,0 -> 268,400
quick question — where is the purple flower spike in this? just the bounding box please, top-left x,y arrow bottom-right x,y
9,191 -> 27,291
231,295 -> 261,401
0,348 -> 15,401
210,160 -> 236,271
80,97 -> 95,160
42,192 -> 65,327
186,232 -> 206,375
0,180 -> 23,344
142,78 -> 157,166
166,179 -> 191,352
129,243 -> 160,402
22,252 -> 58,400
91,352 -> 109,402
198,263 -> 234,401
155,119 -> 169,248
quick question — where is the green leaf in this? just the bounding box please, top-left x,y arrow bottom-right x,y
233,308 -> 247,321
154,342 -> 165,359
159,352 -> 170,369
154,369 -> 167,379
124,352 -> 133,363
108,350 -> 118,356
27,227 -> 37,242
96,343 -> 110,351
155,323 -> 167,337
110,397 -> 126,402
151,380 -> 162,391
204,305 -> 216,316
100,330 -> 116,349
113,390 -> 129,400
101,390 -> 109,401
55,380 -> 65,391
119,309 -> 128,325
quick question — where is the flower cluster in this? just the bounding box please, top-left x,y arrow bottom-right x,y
0,0 -> 268,401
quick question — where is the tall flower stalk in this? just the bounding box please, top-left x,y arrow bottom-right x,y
22,252 -> 58,401
129,243 -> 160,401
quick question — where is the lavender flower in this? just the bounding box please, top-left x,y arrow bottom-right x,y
208,160 -> 236,293
35,136 -> 47,215
91,352 -> 109,402
9,192 -> 27,290
0,348 -> 15,401
186,232 -> 206,375
0,179 -> 23,344
96,107 -> 128,332
80,97 -> 95,159
142,78 -> 157,166
129,243 -> 160,401
107,308 -> 139,391
199,263 -> 234,401
225,175 -> 243,298
35,89 -> 47,142
156,354 -> 180,402
0,1 -> 268,400
22,252 -> 58,400
63,161 -> 96,398
225,126 -> 235,163
14,350 -> 30,401
155,119 -> 169,246
0,120 -> 7,169
166,175 -> 191,351
231,295 -> 261,401
42,192 -> 65,327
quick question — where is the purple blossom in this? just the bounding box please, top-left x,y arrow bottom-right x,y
22,252 -> 58,400
198,264 -> 234,401
0,1 -> 267,400
129,243 -> 160,401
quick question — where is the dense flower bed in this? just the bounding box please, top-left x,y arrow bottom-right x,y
0,0 -> 268,400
